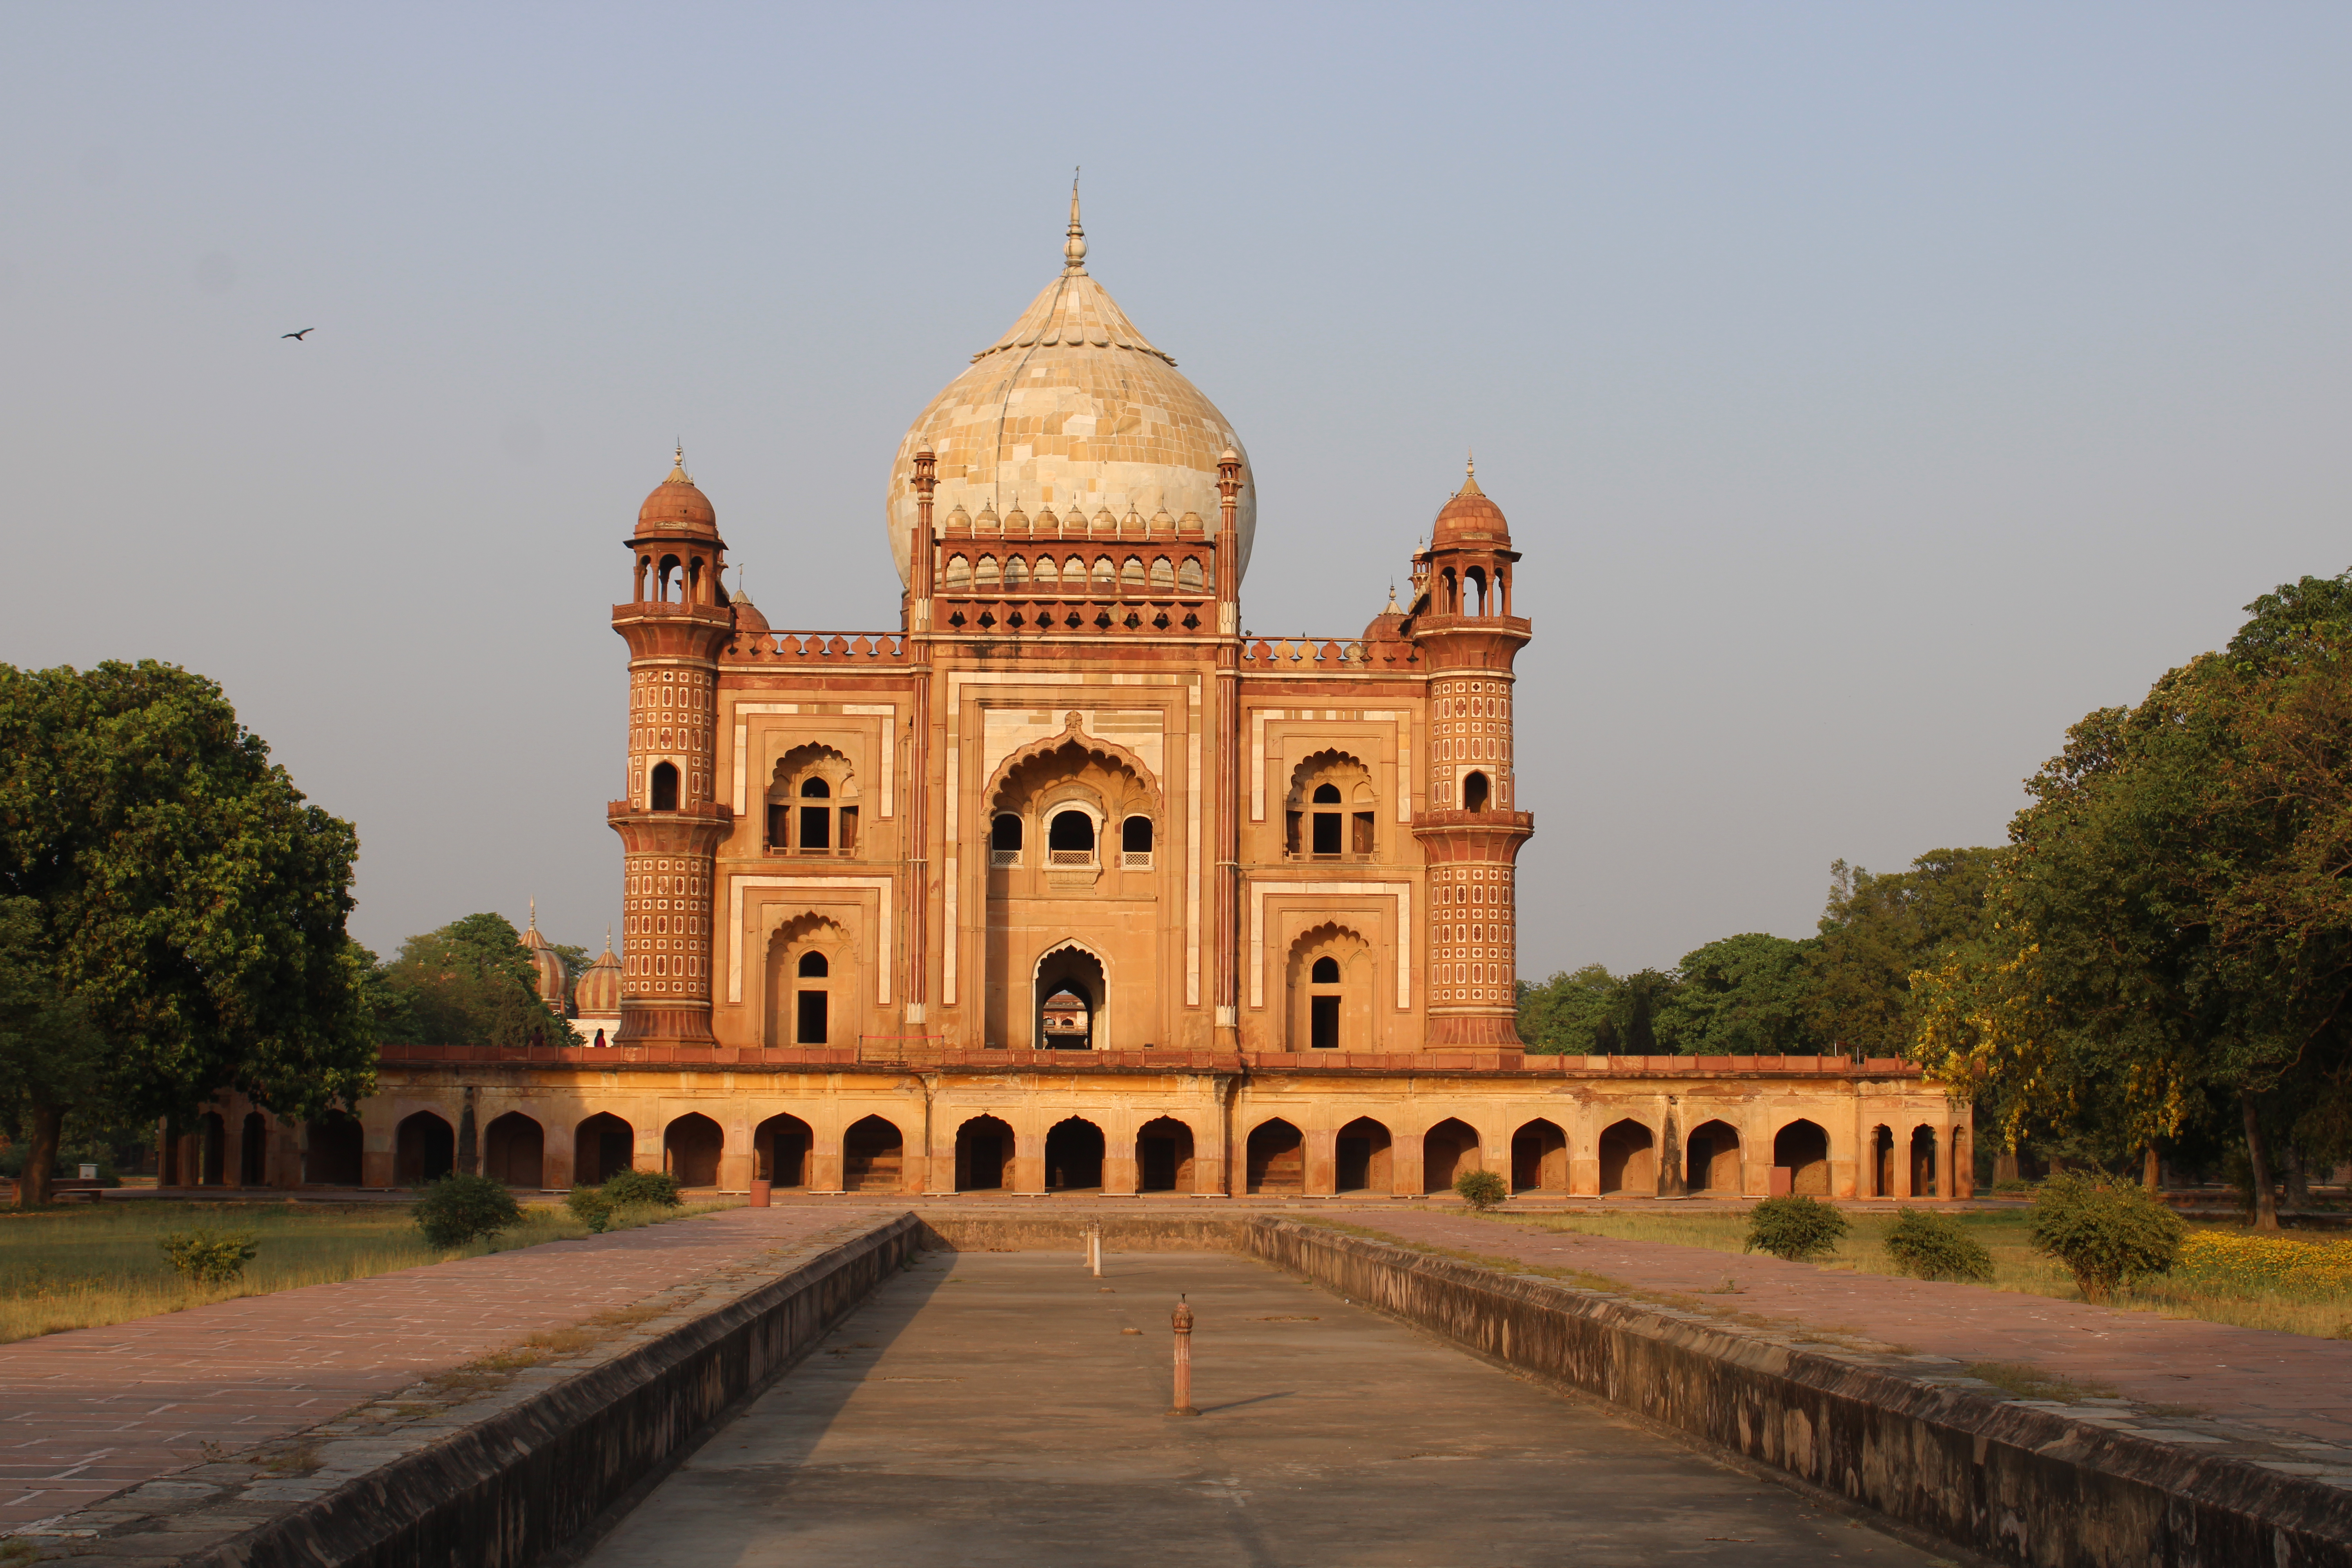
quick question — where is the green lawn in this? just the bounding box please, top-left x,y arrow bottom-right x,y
1478,1207 -> 2352,1340
0,1196 -> 737,1343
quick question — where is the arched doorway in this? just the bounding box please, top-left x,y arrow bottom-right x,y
1336,1117 -> 1391,1193
1685,1120 -> 1742,1194
1045,1118 -> 1104,1191
394,1111 -> 454,1186
1911,1125 -> 1940,1198
573,1112 -> 635,1187
1775,1120 -> 1831,1196
483,1112 -> 544,1187
664,1113 -> 724,1187
1136,1117 -> 1195,1192
843,1115 -> 903,1192
198,1111 -> 227,1186
1422,1118 -> 1481,1194
1597,1119 -> 1655,1195
239,1111 -> 269,1187
957,1115 -> 1013,1191
754,1113 -> 811,1187
304,1113 -> 364,1186
1247,1119 -> 1305,1194
1034,944 -> 1105,1050
1870,1125 -> 1895,1197
1511,1119 -> 1567,1193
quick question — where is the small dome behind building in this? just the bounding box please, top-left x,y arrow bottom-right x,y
519,901 -> 571,1015
574,929 -> 624,1018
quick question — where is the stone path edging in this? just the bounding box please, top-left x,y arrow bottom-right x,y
15,1214 -> 919,1567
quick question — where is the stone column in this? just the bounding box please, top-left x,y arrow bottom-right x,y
1304,1125 -> 1338,1196
1393,1130 -> 1425,1196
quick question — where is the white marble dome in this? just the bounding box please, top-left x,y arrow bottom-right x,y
884,193 -> 1254,587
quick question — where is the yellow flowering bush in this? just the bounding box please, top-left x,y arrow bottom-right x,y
2174,1231 -> 2352,1295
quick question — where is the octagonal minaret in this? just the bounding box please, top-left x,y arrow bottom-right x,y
610,449 -> 733,1043
1408,458 -> 1534,1050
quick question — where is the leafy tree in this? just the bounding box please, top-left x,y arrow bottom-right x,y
372,912 -> 579,1048
1517,964 -> 1623,1054
1915,571 -> 2352,1229
0,662 -> 375,1207
1653,932 -> 1821,1054
1804,849 -> 2002,1057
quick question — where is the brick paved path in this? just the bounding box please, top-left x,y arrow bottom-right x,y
0,1207 -> 855,1534
1352,1208 -> 2352,1450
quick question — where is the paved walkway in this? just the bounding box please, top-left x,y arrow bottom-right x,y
0,1207 -> 851,1533
1353,1209 -> 2352,1452
583,1250 -> 1938,1568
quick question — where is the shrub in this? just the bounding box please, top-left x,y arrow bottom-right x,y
2027,1171 -> 2185,1303
1744,1195 -> 1849,1262
413,1172 -> 523,1249
565,1185 -> 613,1233
160,1228 -> 259,1283
601,1169 -> 682,1209
1454,1168 -> 1507,1212
1883,1208 -> 1994,1282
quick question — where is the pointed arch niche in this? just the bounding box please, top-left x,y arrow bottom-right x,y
764,912 -> 855,1047
766,744 -> 858,858
1284,750 -> 1377,861
1033,940 -> 1108,1051
1285,922 -> 1372,1052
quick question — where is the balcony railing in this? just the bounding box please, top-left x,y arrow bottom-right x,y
1121,850 -> 1154,870
1046,849 -> 1096,868
989,849 -> 1022,868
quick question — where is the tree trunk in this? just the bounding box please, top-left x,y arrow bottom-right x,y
2143,1142 -> 2161,1192
2243,1094 -> 2280,1231
17,1102 -> 62,1209
2284,1142 -> 2312,1210
1993,1149 -> 2020,1186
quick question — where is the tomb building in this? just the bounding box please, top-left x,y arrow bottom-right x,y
176,193 -> 1965,1202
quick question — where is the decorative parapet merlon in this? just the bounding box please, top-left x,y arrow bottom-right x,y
1243,637 -> 1417,668
726,631 -> 909,662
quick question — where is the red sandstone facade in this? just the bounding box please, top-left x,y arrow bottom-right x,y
166,200 -> 1969,1202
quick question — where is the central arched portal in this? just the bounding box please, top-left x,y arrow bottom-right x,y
1034,943 -> 1106,1050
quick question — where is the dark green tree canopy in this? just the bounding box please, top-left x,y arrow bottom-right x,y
0,661 -> 374,1203
371,911 -> 579,1049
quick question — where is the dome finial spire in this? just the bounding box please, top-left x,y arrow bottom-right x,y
1457,447 -> 1485,498
669,439 -> 689,484
1063,167 -> 1087,272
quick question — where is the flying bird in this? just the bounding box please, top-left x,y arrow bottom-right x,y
282,328 -> 314,341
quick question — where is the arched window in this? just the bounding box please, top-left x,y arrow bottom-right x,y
1121,815 -> 1154,868
1048,809 -> 1096,864
1442,567 -> 1458,613
1005,555 -> 1029,588
1311,782 -> 1343,857
1311,956 -> 1339,984
1091,556 -> 1116,592
1465,566 -> 1488,616
991,812 -> 1024,868
1121,555 -> 1146,587
1178,557 -> 1204,592
650,761 -> 679,812
1149,556 -> 1175,589
795,947 -> 829,1043
798,951 -> 828,978
976,554 -> 1001,589
799,775 -> 833,851
1065,555 -> 1087,587
944,554 -> 971,590
1034,556 -> 1059,588
1462,770 -> 1490,812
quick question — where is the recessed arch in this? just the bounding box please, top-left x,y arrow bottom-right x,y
1136,1116 -> 1196,1192
1597,1118 -> 1655,1195
1045,1117 -> 1105,1191
394,1111 -> 454,1187
573,1112 -> 634,1186
842,1115 -> 904,1193
1246,1118 -> 1304,1195
1686,1119 -> 1743,1194
483,1111 -> 544,1188
1775,1119 -> 1832,1196
754,1112 -> 812,1187
1422,1118 -> 1482,1194
1034,940 -> 1107,1050
1336,1116 -> 1392,1192
956,1114 -> 1013,1192
1510,1118 -> 1567,1193
663,1112 -> 723,1187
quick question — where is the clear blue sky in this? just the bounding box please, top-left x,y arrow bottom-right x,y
3,4 -> 2346,975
